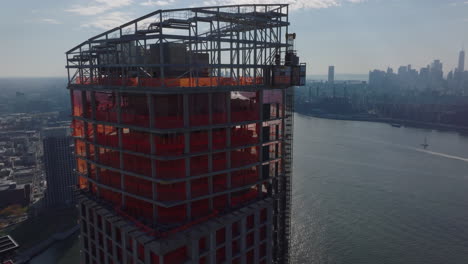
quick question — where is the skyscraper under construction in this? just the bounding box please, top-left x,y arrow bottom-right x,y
66,4 -> 305,264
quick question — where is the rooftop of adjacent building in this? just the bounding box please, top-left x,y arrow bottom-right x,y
0,179 -> 27,192
42,126 -> 71,138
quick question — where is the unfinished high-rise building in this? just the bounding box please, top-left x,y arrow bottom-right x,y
66,4 -> 305,264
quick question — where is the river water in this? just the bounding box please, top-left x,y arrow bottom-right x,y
291,114 -> 468,264
31,114 -> 468,263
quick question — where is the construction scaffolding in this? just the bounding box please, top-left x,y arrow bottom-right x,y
67,4 -> 305,264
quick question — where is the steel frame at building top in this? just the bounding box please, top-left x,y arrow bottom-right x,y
66,4 -> 292,89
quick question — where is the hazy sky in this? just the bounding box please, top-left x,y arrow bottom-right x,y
0,0 -> 467,77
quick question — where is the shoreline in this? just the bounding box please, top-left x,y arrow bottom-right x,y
298,112 -> 468,134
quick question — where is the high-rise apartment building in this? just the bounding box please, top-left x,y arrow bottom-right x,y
66,5 -> 305,264
43,126 -> 76,208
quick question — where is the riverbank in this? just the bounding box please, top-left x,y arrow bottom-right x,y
301,112 -> 468,134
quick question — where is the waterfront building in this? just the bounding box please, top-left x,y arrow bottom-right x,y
43,126 -> 76,208
67,5 -> 305,264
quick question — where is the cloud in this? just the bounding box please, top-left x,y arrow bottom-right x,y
202,0 -> 365,10
81,11 -> 132,29
40,18 -> 61,24
450,1 -> 468,6
66,0 -> 133,16
141,0 -> 175,6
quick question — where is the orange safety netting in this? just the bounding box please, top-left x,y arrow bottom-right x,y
231,150 -> 259,168
231,188 -> 259,207
212,153 -> 227,171
216,246 -> 226,263
122,153 -> 152,176
99,169 -> 121,189
231,127 -> 258,147
213,194 -> 228,210
156,159 -> 185,179
154,133 -> 185,155
75,76 -> 265,87
213,174 -> 228,193
157,182 -> 186,202
125,175 -> 153,199
122,129 -> 151,154
191,199 -> 210,219
190,155 -> 209,176
191,177 -> 209,198
231,169 -> 259,188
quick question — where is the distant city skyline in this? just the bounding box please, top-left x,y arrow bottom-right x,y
1,0 -> 468,77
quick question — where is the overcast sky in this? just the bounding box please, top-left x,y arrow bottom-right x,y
0,0 -> 467,77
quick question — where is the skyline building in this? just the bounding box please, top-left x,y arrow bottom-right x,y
328,66 -> 335,83
458,49 -> 465,73
42,126 -> 76,208
67,5 -> 305,264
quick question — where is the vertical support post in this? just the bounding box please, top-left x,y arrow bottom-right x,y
159,12 -> 165,88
